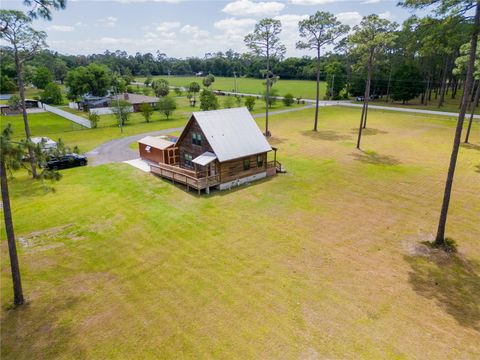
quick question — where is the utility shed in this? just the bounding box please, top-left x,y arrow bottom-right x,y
138,136 -> 177,164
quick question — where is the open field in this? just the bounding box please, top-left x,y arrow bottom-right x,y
136,75 -> 328,99
1,106 -> 480,359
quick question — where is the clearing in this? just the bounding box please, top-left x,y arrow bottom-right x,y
1,106 -> 479,359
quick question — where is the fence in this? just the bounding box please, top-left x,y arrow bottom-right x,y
41,103 -> 92,128
89,106 -> 134,116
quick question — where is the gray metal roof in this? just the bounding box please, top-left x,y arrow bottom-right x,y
192,107 -> 272,162
138,136 -> 174,150
192,152 -> 217,166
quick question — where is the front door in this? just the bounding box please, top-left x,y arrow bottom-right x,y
209,162 -> 216,176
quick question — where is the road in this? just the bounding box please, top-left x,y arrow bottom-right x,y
86,100 -> 477,165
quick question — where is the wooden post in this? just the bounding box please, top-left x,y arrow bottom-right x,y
172,172 -> 175,184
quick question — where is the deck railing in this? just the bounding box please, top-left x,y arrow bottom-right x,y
150,162 -> 220,191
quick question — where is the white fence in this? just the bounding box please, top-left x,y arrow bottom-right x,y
69,102 -> 79,110
41,103 -> 91,128
89,106 -> 134,116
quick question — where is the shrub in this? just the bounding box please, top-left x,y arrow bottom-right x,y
283,93 -> 294,106
88,112 -> 100,128
223,96 -> 235,109
245,96 -> 255,111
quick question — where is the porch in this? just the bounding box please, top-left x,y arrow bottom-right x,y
150,162 -> 220,194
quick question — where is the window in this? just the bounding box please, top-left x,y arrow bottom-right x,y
243,159 -> 250,171
257,155 -> 263,168
192,132 -> 202,146
184,153 -> 193,167
145,145 -> 151,153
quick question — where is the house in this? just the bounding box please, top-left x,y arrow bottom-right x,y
79,93 -> 159,112
148,107 -> 281,193
138,136 -> 178,164
110,93 -> 159,112
1,99 -> 40,115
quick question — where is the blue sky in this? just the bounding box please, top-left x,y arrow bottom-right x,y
3,0 -> 420,58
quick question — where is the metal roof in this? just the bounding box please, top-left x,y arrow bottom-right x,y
138,136 -> 174,150
191,107 -> 272,162
192,152 -> 217,166
111,93 -> 159,104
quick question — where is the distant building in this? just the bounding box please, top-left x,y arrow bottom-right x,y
79,93 -> 159,112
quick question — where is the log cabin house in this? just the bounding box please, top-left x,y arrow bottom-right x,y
148,107 -> 281,193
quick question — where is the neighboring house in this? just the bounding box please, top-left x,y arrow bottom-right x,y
138,136 -> 178,164
110,93 -> 159,112
79,93 -> 159,112
149,107 -> 281,193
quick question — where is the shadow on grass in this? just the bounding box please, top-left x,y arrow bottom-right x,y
475,164 -> 480,173
404,247 -> 480,331
461,143 -> 480,151
269,136 -> 288,145
351,128 -> 388,136
301,130 -> 351,141
1,296 -> 86,358
351,150 -> 401,166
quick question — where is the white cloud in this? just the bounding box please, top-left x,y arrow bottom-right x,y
379,10 -> 394,20
180,25 -> 209,39
336,11 -> 363,27
290,0 -> 341,4
155,21 -> 181,32
222,0 -> 285,17
97,16 -> 118,28
362,0 -> 380,3
214,17 -> 256,32
47,25 -> 75,32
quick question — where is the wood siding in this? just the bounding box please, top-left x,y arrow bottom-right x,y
176,117 -> 214,169
218,153 -> 267,183
139,143 -> 164,163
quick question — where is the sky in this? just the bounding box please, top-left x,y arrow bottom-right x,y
3,0 -> 422,58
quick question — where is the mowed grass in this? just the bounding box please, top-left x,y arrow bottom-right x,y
1,107 -> 479,359
136,75 -> 328,99
1,96 -> 305,152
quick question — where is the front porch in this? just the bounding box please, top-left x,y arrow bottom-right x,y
150,162 -> 220,194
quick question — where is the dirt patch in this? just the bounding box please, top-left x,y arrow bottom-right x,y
351,127 -> 388,136
18,224 -> 86,253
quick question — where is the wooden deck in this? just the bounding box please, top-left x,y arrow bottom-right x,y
150,162 -> 220,193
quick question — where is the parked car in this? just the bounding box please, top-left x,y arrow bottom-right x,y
46,153 -> 87,170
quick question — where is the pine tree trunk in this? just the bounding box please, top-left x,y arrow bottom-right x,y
438,58 -> 449,108
435,1 -> 480,245
265,45 -> 270,137
14,51 -> 37,178
356,51 -> 373,149
1,159 -> 24,306
313,47 -> 321,131
465,79 -> 480,143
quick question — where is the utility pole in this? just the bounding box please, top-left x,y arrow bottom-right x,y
233,72 -> 238,93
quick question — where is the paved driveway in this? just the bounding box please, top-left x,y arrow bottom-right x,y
86,127 -> 184,165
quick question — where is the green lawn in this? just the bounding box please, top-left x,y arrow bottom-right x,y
136,75 -> 328,100
1,107 -> 479,359
1,96 -> 305,152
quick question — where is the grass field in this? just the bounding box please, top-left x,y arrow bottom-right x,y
136,75 -> 328,100
1,95 -> 304,152
1,106 -> 479,359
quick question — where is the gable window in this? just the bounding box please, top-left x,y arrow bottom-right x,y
184,153 -> 193,167
243,159 -> 250,171
257,154 -> 263,168
192,132 -> 202,146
